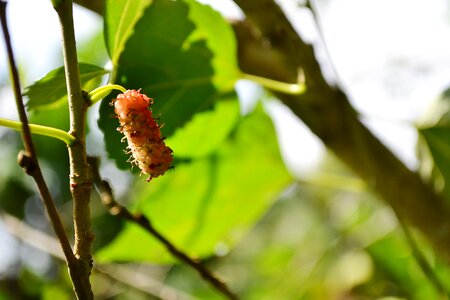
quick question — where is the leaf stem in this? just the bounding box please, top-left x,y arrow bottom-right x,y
1,211 -> 196,299
0,118 -> 76,145
87,84 -> 126,105
241,72 -> 306,95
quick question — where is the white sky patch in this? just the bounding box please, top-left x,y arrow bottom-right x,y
318,0 -> 450,168
265,100 -> 325,177
196,0 -> 244,19
0,0 -> 101,85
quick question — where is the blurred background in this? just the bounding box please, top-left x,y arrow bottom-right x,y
1,0 -> 450,299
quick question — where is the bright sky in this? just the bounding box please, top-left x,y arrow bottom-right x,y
321,0 -> 450,170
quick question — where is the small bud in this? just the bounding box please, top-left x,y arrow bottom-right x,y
17,150 -> 36,176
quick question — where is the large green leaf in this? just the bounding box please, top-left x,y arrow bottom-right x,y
102,0 -> 239,135
366,233 -> 444,300
100,0 -> 240,169
182,0 -> 240,91
24,63 -> 108,109
167,96 -> 240,159
96,107 -> 292,263
104,0 -> 152,65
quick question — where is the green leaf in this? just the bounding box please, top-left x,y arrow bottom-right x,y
417,87 -> 450,201
24,63 -> 108,109
104,0 -> 152,65
103,0 -> 239,134
100,0 -> 240,169
96,107 -> 292,263
183,0 -> 240,91
366,233 -> 443,300
167,96 -> 240,159
42,285 -> 71,300
418,127 -> 450,200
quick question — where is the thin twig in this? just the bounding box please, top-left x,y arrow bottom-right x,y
95,265 -> 196,300
0,0 -> 79,289
53,0 -> 94,298
0,3 -> 33,154
88,157 -> 240,300
0,212 -> 195,300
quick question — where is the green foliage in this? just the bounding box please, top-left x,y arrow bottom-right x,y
24,63 -> 108,110
104,0 -> 152,65
0,178 -> 31,219
96,105 -> 292,262
418,88 -> 450,201
77,30 -> 110,67
99,0 -> 240,169
168,95 -> 240,159
3,1 -> 450,299
159,173 -> 450,299
182,0 -> 240,91
42,285 -> 71,300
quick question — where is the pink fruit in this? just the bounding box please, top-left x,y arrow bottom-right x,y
112,89 -> 173,181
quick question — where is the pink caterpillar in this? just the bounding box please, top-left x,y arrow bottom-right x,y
112,89 -> 173,181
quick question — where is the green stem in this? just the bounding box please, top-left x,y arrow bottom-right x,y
241,72 -> 306,95
87,84 -> 126,105
0,118 -> 75,145
54,0 -> 94,298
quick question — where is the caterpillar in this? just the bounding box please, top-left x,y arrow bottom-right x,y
112,89 -> 173,181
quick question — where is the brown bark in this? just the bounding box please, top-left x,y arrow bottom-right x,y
233,0 -> 450,261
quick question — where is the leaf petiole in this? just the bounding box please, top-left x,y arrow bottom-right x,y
87,84 -> 127,105
240,72 -> 306,95
0,118 -> 75,145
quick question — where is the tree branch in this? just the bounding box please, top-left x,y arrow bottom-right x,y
88,157 -> 239,300
232,0 -> 450,261
0,212 -> 195,300
73,0 -> 104,15
0,1 -> 90,298
53,0 -> 94,298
